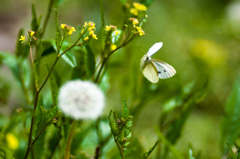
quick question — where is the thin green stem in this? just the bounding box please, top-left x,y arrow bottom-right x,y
64,120 -> 77,159
114,138 -> 124,159
24,91 -> 39,159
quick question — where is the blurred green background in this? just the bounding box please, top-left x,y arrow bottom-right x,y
1,0 -> 240,158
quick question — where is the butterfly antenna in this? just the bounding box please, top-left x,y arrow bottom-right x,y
139,46 -> 147,54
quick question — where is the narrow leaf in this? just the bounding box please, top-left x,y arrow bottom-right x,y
31,4 -> 38,31
108,110 -> 119,136
138,140 -> 160,159
84,44 -> 96,78
45,64 -> 59,106
122,100 -> 130,119
15,28 -> 24,57
226,142 -> 237,159
100,0 -> 105,50
55,10 -> 61,53
35,106 -> 61,136
221,80 -> 240,152
33,40 -> 43,90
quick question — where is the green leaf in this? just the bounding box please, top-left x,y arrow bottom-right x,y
138,140 -> 160,159
226,142 -> 237,159
0,142 -> 14,159
33,40 -> 43,90
55,10 -> 61,53
165,88 -> 207,144
35,106 -> 61,136
43,40 -> 77,67
31,4 -> 38,31
111,29 -> 122,44
84,44 -> 96,78
122,100 -> 129,119
189,147 -> 195,159
45,64 -> 59,106
155,127 -> 184,159
0,52 -> 20,83
108,110 -> 119,136
221,80 -> 240,152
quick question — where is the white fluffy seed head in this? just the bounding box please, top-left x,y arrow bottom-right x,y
58,80 -> 105,120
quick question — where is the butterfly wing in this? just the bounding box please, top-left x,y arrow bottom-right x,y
147,42 -> 163,56
151,59 -> 176,79
142,62 -> 159,83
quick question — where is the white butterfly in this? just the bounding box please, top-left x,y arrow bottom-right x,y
140,42 -> 176,83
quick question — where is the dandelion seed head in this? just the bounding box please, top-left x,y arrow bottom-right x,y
58,80 -> 105,120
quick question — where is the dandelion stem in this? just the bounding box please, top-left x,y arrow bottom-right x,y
64,120 -> 77,159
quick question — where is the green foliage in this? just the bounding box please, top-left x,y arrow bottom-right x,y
55,10 -> 61,53
221,80 -> 240,153
84,44 -> 95,78
31,4 -> 42,32
0,143 -> 14,159
138,140 -> 160,159
33,40 -> 43,90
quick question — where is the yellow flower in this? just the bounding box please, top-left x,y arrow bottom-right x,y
30,31 -> 35,36
115,30 -> 120,36
110,44 -> 117,51
130,8 -> 138,15
91,33 -> 98,40
19,35 -> 25,43
6,133 -> 19,150
88,21 -> 96,31
136,27 -> 145,36
84,36 -> 89,41
83,21 -> 88,27
68,27 -> 76,35
60,24 -> 66,29
89,30 -> 94,36
81,29 -> 84,34
105,25 -> 117,31
133,2 -> 147,11
105,25 -> 111,31
129,18 -> 139,25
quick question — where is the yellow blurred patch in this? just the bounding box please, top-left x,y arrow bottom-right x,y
6,133 -> 19,150
191,39 -> 227,67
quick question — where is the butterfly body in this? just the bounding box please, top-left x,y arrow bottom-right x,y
140,42 -> 176,83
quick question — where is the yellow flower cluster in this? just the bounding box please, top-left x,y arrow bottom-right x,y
60,24 -> 76,35
82,21 -> 98,40
136,27 -> 145,36
129,18 -> 139,25
105,25 -> 117,31
130,2 -> 147,16
19,30 -> 37,44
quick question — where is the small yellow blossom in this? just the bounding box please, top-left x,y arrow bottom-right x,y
105,25 -> 111,31
86,21 -> 96,31
83,21 -> 88,27
84,36 -> 89,41
60,24 -> 66,29
30,31 -> 35,36
129,18 -> 139,25
136,27 -> 145,36
89,30 -> 94,36
91,33 -> 98,40
133,2 -> 147,11
68,27 -> 76,35
6,133 -> 19,150
130,8 -> 138,16
115,30 -> 120,36
110,44 -> 117,51
19,35 -> 25,43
